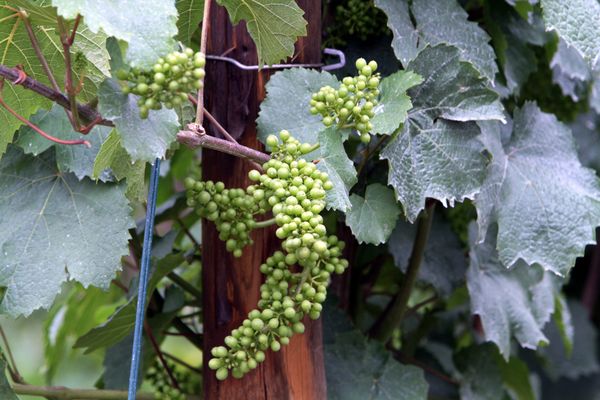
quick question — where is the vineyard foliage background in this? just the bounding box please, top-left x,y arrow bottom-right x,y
1,0 -> 600,399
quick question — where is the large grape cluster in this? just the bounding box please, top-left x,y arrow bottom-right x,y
186,130 -> 349,379
185,180 -> 262,258
310,58 -> 380,143
117,47 -> 206,118
334,0 -> 389,42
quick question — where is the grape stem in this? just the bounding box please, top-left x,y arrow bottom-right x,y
254,217 -> 277,229
368,202 -> 436,342
0,81 -> 90,147
194,0 -> 212,125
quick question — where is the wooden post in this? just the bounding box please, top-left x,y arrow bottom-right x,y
201,2 -> 326,399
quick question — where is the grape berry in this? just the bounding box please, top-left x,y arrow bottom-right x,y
117,47 -> 206,118
185,131 -> 349,379
310,58 -> 380,143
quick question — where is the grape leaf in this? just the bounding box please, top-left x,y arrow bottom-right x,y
374,0 -> 421,66
217,0 -> 307,66
375,0 -> 498,81
52,0 -> 178,68
475,103 -> 600,275
15,105 -> 111,180
326,331 -> 428,400
257,68 -> 340,145
317,128 -> 357,212
44,284 -> 124,381
98,79 -> 180,162
345,184 -> 400,245
498,357 -> 536,400
551,39 -> 590,101
370,70 -> 423,136
467,224 -> 558,359
0,1 -> 109,158
93,130 -> 147,203
380,45 -> 504,222
0,360 -> 18,400
389,215 -> 466,297
455,344 -> 506,400
0,146 -> 133,316
541,301 -> 600,380
541,0 -> 600,67
74,254 -> 184,353
176,0 -> 204,45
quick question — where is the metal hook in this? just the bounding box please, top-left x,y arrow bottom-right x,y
204,48 -> 346,71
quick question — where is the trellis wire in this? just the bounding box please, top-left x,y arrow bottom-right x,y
205,48 -> 346,71
128,159 -> 161,400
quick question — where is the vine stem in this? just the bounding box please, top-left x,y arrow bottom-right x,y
11,384 -> 157,399
143,321 -> 181,391
177,127 -> 270,164
0,65 -> 111,126
57,15 -> 82,130
194,0 -> 212,125
0,326 -> 22,383
168,272 -> 203,299
0,83 -> 90,147
369,202 -> 436,342
254,217 -> 276,228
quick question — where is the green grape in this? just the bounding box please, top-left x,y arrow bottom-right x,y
145,358 -> 200,400
117,47 -> 206,118
310,58 -> 381,142
203,130 -> 349,380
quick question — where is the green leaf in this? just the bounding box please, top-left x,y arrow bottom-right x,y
345,184 -> 400,245
93,130 -> 147,203
216,0 -> 307,66
257,68 -> 340,145
541,301 -> 600,380
376,0 -> 498,81
374,0 -> 421,66
326,331 -> 427,399
455,344 -> 506,400
551,39 -> 590,101
467,224 -> 557,359
317,128 -> 357,212
74,254 -> 184,353
98,79 -> 180,162
381,119 -> 487,223
552,294 -> 574,356
52,0 -> 178,68
389,215 -> 466,297
176,0 -> 204,45
74,298 -> 136,354
475,103 -> 600,275
498,356 -> 535,400
0,0 -> 109,157
44,284 -> 124,381
381,45 -> 504,222
370,70 -> 423,136
15,105 -> 112,180
0,359 -> 18,400
0,146 -> 133,316
541,0 -> 600,67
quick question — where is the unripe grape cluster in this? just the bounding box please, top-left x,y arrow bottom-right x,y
117,47 -> 206,118
185,130 -> 349,380
310,58 -> 380,143
146,358 -> 200,400
185,179 -> 261,258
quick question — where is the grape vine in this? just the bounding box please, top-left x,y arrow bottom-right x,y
186,130 -> 349,379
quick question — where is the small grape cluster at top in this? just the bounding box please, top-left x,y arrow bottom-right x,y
117,47 -> 206,118
310,58 -> 380,143
185,131 -> 349,380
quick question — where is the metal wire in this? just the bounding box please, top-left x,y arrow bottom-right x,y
128,158 -> 161,400
205,47 -> 346,71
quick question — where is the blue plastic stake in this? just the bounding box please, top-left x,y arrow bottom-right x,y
128,158 -> 161,400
